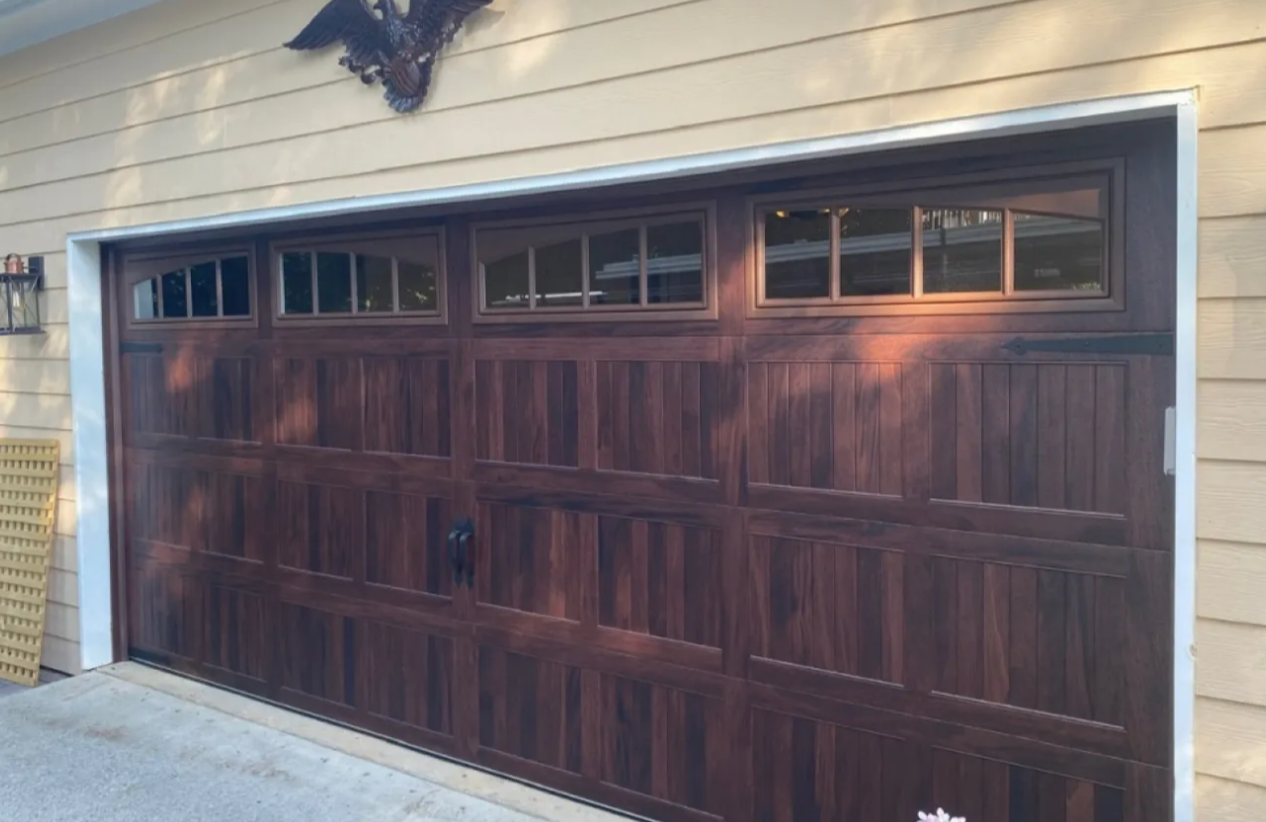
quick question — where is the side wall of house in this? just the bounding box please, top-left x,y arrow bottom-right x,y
0,0 -> 1263,814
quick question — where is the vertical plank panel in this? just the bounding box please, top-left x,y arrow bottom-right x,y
682,361 -> 703,479
747,362 -> 768,485
858,547 -> 885,680
902,361 -> 932,502
1067,780 -> 1095,822
881,550 -> 905,684
982,563 -> 1011,704
646,521 -> 668,640
930,364 -> 956,501
628,361 -> 649,474
502,360 -> 520,464
1094,365 -> 1126,515
956,561 -> 984,699
1008,566 -> 1039,710
596,360 -> 613,471
933,557 -> 958,693
1065,574 -> 1095,721
612,361 -> 631,472
630,519 -> 650,634
1065,365 -> 1097,512
547,361 -> 565,468
663,361 -> 684,477
1124,551 -> 1172,764
809,363 -> 833,490
749,536 -> 771,661
904,554 -> 938,694
789,363 -> 812,488
578,359 -> 597,471
769,363 -> 790,487
955,363 -> 983,503
880,363 -> 903,496
834,544 -> 859,677
832,363 -> 857,493
1037,570 -> 1068,715
666,524 -> 686,643
856,363 -> 882,494
1036,365 -> 1067,509
981,363 -> 1010,504
475,360 -> 493,461
1009,364 -> 1038,507
1093,575 -> 1126,726
809,543 -> 835,671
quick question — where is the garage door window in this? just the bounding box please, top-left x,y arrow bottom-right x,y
475,208 -> 711,319
757,172 -> 1112,310
132,253 -> 252,322
276,233 -> 442,320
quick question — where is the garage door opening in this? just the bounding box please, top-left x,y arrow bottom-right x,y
108,120 -> 1176,822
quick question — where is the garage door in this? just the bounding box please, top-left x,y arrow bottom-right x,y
114,123 -> 1174,822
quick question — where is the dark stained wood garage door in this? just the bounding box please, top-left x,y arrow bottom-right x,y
113,122 -> 1175,822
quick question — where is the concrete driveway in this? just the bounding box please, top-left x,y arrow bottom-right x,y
0,664 -> 624,822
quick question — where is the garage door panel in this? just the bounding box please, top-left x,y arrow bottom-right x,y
749,535 -> 903,684
362,356 -> 452,459
475,500 -> 583,622
274,357 -> 363,451
276,479 -> 360,581
476,359 -> 579,469
365,490 -> 454,599
124,353 -> 198,440
203,583 -> 267,683
474,462 -> 723,506
364,620 -> 455,738
129,559 -> 200,662
477,645 -> 583,774
279,602 -> 357,708
929,361 -> 1127,515
748,360 -> 903,495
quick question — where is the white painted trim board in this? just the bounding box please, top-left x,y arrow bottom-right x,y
66,89 -> 1198,822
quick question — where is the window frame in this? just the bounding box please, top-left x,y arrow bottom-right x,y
123,247 -> 258,329
270,228 -> 447,327
470,202 -> 719,324
749,160 -> 1124,318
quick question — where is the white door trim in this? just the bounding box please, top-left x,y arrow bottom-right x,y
67,89 -> 1198,822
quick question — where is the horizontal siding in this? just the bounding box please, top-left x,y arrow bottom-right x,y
1198,381 -> 1266,462
1200,216 -> 1266,298
1199,541 -> 1266,627
1197,775 -> 1266,822
1199,298 -> 1266,381
1198,461 -> 1266,545
1195,619 -> 1266,707
1197,699 -> 1266,789
40,634 -> 80,676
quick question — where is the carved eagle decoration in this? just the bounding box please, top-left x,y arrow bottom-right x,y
284,0 -> 492,113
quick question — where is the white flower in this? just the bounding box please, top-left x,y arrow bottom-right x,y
918,810 -> 966,822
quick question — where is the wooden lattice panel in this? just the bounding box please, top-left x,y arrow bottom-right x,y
0,439 -> 60,687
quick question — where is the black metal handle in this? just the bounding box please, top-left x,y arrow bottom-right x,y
447,518 -> 474,588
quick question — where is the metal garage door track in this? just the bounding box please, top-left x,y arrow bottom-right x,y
0,663 -> 627,822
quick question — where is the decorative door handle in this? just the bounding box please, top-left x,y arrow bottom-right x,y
447,517 -> 474,588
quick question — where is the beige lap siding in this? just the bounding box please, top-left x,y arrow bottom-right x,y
0,0 -> 1264,813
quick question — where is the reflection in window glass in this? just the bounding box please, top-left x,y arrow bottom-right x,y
647,221 -> 703,304
317,252 -> 352,313
764,210 -> 830,299
190,261 -> 218,317
356,255 -> 395,313
839,208 -> 913,297
535,239 -> 583,307
398,260 -> 437,312
485,251 -> 530,310
281,252 -> 314,314
589,229 -> 641,306
921,209 -> 1004,294
134,279 -> 159,320
1013,213 -> 1104,292
161,270 -> 188,318
220,256 -> 251,317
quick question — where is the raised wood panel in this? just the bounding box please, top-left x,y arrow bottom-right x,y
280,603 -> 356,706
365,621 -> 454,736
1199,298 -> 1266,380
598,515 -> 722,650
204,585 -> 265,682
276,480 -> 361,580
930,363 -> 1125,515
750,536 -> 903,684
1196,698 -> 1266,790
130,462 -> 203,549
126,354 -> 195,438
365,490 -> 453,599
476,360 -> 577,468
129,560 -> 198,660
1197,540 -> 1266,627
274,357 -> 362,451
597,673 -> 725,817
1196,619 -> 1266,707
597,360 -> 717,480
364,357 -> 452,459
921,556 -> 1125,725
752,707 -> 1127,822
1197,460 -> 1266,545
1199,379 -> 1266,462
200,357 -> 257,443
477,501 -> 582,621
748,361 -> 901,494
1200,217 -> 1266,298
477,646 -> 583,772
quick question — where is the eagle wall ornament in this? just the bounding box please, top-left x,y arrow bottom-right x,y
284,0 -> 493,113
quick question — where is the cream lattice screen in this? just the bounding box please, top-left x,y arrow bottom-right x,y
0,440 -> 60,687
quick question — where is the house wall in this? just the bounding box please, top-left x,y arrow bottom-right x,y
0,0 -> 1263,815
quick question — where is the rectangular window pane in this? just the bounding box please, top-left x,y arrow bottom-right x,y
921,208 -> 1003,294
281,252 -> 313,314
190,261 -> 218,317
839,208 -> 912,297
588,228 -> 641,306
535,239 -> 584,307
356,255 -> 395,313
316,252 -> 352,314
647,221 -> 703,304
484,251 -> 530,310
133,279 -> 159,320
398,260 -> 438,312
220,256 -> 251,317
764,210 -> 830,300
1013,213 -> 1105,292
161,270 -> 188,318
